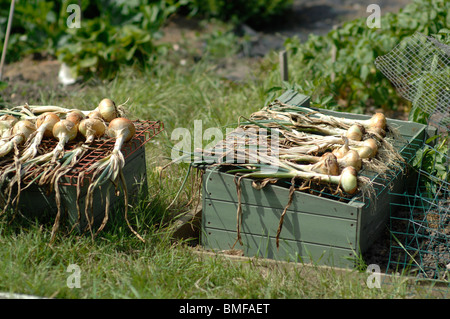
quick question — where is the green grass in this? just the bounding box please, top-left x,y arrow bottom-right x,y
0,29 -> 447,299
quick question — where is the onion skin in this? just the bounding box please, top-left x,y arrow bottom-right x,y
52,119 -> 78,142
369,113 -> 386,131
311,152 -> 340,176
346,124 -> 365,141
339,166 -> 358,194
35,112 -> 60,138
332,136 -> 350,159
66,110 -> 85,125
79,118 -> 106,144
0,115 -> 18,130
338,150 -> 362,171
108,117 -> 136,146
362,138 -> 378,158
0,119 -> 15,140
0,120 -> 36,157
98,98 -> 117,122
87,110 -> 103,120
13,120 -> 36,141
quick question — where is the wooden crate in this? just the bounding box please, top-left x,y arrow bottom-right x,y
201,92 -> 427,268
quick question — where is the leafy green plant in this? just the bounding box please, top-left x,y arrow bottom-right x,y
56,0 -> 182,79
413,135 -> 449,182
282,0 -> 450,114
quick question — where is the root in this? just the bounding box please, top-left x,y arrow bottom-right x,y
232,175 -> 244,249
120,170 -> 145,243
276,177 -> 297,249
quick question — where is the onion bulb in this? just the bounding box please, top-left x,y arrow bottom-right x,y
19,112 -> 60,163
87,110 -> 103,120
0,115 -> 18,138
29,119 -> 78,166
338,149 -> 362,171
78,118 -> 106,144
346,124 -> 365,141
339,166 -> 358,195
285,152 -> 340,176
0,120 -> 36,158
241,164 -> 358,195
368,113 -> 386,131
65,109 -> 85,125
354,138 -> 378,159
51,120 -> 78,161
35,112 -> 61,138
310,152 -> 340,176
107,117 -> 135,147
98,98 -> 118,122
332,136 -> 350,159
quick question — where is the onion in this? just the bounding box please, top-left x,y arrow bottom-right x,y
51,120 -> 78,161
354,138 -> 378,159
285,152 -> 340,176
98,98 -> 118,122
283,106 -> 388,135
107,117 -> 135,148
310,152 -> 340,176
368,113 -> 386,131
35,112 -> 61,138
0,114 -> 18,137
0,114 -> 18,123
339,166 -> 358,195
332,136 -> 350,159
78,118 -> 106,144
19,112 -> 60,163
0,120 -> 36,158
29,119 -> 78,166
338,149 -> 362,171
66,109 -> 85,125
25,105 -> 90,117
241,164 -> 358,195
87,110 -> 103,120
345,124 -> 365,141
0,116 -> 17,145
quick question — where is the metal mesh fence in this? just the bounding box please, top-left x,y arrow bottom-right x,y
376,32 -> 450,282
388,127 -> 449,281
375,32 -> 450,127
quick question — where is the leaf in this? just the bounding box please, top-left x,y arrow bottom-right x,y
78,56 -> 98,68
0,81 -> 8,91
360,64 -> 370,82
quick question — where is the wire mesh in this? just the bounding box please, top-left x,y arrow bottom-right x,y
23,120 -> 164,187
377,32 -> 450,282
374,32 -> 450,127
388,125 -> 449,280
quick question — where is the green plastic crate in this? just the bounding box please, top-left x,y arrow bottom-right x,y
16,145 -> 148,232
201,91 -> 427,268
